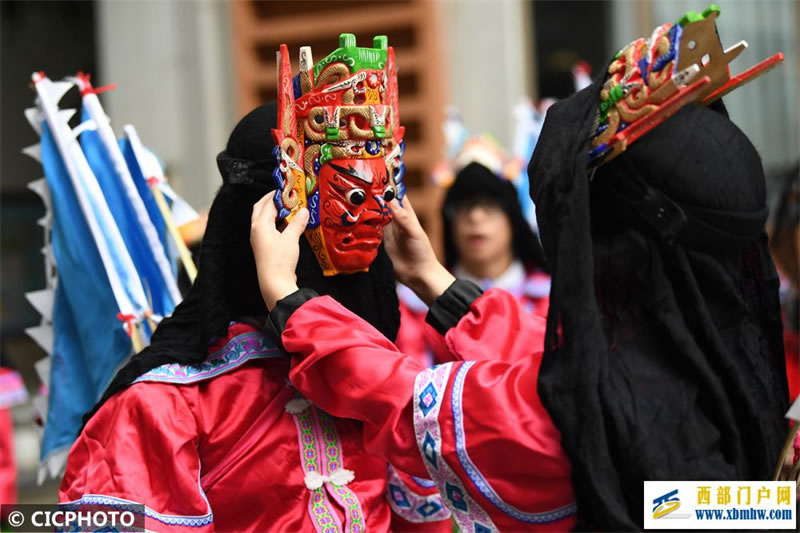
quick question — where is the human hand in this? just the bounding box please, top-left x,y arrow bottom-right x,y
386,196 -> 454,306
250,192 -> 309,311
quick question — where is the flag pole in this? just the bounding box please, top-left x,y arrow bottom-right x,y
131,322 -> 144,354
124,125 -> 198,283
149,181 -> 198,282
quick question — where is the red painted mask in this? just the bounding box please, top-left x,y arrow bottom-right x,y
315,158 -> 395,273
272,34 -> 406,275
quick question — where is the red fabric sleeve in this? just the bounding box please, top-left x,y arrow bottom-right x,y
427,325 -> 456,365
59,383 -> 214,533
286,294 -> 576,531
428,359 -> 575,531
397,288 -> 546,366
286,295 -> 429,478
285,290 -> 544,474
442,288 -> 547,364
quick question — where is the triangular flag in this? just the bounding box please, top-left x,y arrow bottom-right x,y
27,178 -> 48,199
40,245 -> 55,267
45,449 -> 69,479
22,143 -> 42,162
36,214 -> 52,228
25,107 -> 43,134
25,289 -> 54,322
25,324 -> 54,353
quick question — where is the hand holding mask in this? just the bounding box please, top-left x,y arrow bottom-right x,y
250,191 -> 308,311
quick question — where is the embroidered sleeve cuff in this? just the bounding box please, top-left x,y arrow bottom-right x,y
425,279 -> 483,336
265,288 -> 320,348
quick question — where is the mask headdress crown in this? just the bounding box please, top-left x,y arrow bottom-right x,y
272,34 -> 406,276
589,4 -> 784,167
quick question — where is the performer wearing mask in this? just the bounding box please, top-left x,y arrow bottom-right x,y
252,8 -> 789,531
59,35 -> 451,532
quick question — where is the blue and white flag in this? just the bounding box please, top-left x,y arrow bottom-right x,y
37,119 -> 132,469
22,72 -> 191,479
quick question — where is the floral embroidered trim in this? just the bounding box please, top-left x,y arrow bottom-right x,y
60,494 -> 213,527
134,332 -> 283,384
309,489 -> 343,533
291,402 -> 344,533
385,464 -> 451,523
413,364 -> 498,533
451,362 -> 577,523
315,409 -> 364,533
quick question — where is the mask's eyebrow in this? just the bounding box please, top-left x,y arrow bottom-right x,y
328,162 -> 372,184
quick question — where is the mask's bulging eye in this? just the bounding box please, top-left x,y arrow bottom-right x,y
382,185 -> 396,203
346,188 -> 366,206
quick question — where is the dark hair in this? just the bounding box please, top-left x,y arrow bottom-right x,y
442,162 -> 547,271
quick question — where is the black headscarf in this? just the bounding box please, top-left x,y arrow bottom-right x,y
530,83 -> 789,530
84,102 -> 400,424
442,162 -> 548,271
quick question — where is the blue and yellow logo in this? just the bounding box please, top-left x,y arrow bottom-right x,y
653,489 -> 681,519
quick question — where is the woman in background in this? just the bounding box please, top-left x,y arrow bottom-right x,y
396,138 -> 549,366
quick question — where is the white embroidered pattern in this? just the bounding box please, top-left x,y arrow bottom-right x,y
385,464 -> 451,523
412,363 -> 499,533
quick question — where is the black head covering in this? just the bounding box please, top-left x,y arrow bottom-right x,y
529,83 -> 789,530
84,102 -> 400,424
442,162 -> 548,271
